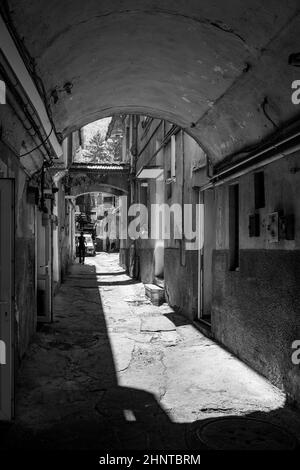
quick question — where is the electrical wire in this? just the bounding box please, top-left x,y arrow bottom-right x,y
261,97 -> 279,129
19,125 -> 53,158
1,0 -> 57,135
0,135 -> 32,178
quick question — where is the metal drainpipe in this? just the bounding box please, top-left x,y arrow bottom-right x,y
131,114 -> 141,278
181,130 -> 186,267
136,124 -> 179,177
131,115 -> 138,173
40,164 -> 46,213
202,132 -> 300,190
130,115 -> 139,203
50,193 -> 54,322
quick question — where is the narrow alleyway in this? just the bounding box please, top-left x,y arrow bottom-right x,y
2,253 -> 300,450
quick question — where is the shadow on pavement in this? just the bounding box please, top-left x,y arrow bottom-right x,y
1,262 -> 300,450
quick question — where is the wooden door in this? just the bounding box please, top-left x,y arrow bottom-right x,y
0,179 -> 14,420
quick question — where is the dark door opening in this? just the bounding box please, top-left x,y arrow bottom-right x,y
229,184 -> 239,272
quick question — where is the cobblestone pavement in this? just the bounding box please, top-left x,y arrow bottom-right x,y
2,253 -> 300,450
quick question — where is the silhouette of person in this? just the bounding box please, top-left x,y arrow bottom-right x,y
78,231 -> 86,264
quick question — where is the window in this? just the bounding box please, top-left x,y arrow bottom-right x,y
229,184 -> 239,271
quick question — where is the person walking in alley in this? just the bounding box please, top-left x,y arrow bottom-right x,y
78,231 -> 86,264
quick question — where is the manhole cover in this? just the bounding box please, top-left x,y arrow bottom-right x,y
188,417 -> 298,450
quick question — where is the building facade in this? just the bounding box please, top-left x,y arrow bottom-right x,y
118,114 -> 300,407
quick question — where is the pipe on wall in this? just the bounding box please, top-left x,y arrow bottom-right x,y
201,133 -> 300,190
0,51 -> 52,163
0,13 -> 62,159
181,129 -> 186,267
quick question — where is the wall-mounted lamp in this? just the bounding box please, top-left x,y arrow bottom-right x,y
50,82 -> 73,103
63,82 -> 73,94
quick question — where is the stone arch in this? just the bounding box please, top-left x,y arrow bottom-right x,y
8,1 -> 300,166
67,169 -> 130,198
73,184 -> 128,198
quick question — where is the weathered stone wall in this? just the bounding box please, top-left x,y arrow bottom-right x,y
0,99 -> 45,361
119,247 -> 129,272
137,246 -> 155,283
213,249 -> 300,403
57,184 -> 72,282
136,122 -> 204,315
134,118 -> 164,283
164,249 -> 198,319
0,142 -> 38,360
15,169 -> 37,360
162,132 -> 203,317
211,152 -> 300,405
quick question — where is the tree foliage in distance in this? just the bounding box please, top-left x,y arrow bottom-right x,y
83,130 -> 122,163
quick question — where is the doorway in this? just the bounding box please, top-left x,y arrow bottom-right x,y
0,179 -> 14,421
198,188 -> 216,324
37,204 -> 53,323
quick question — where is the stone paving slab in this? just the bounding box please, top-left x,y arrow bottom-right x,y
140,316 -> 176,332
2,253 -> 300,450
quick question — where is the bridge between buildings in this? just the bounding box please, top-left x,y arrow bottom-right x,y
65,162 -> 131,197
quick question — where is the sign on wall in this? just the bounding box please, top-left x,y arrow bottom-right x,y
0,80 -> 5,104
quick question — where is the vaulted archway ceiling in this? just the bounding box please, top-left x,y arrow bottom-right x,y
6,0 -> 300,164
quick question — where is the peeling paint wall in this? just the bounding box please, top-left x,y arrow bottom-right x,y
14,170 -> 37,359
0,141 -> 37,360
52,179 -> 76,291
210,152 -> 300,405
135,118 -> 204,319
0,94 -> 45,360
163,132 -> 204,318
135,118 -> 165,283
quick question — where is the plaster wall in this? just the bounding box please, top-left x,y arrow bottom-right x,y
56,183 -> 75,283
0,142 -> 38,360
136,124 -> 203,316
211,152 -> 300,404
163,132 -> 202,317
0,98 -> 46,360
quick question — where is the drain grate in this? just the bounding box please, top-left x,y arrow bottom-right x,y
187,417 -> 299,450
